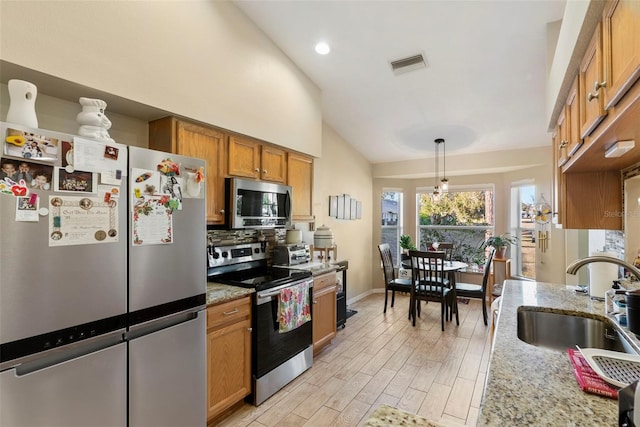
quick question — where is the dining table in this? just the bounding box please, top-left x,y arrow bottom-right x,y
401,258 -> 468,322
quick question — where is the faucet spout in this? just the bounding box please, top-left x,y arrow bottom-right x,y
566,256 -> 640,282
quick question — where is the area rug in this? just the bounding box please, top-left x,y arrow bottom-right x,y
457,298 -> 470,304
361,404 -> 445,427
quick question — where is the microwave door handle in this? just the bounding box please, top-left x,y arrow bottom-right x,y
286,190 -> 292,218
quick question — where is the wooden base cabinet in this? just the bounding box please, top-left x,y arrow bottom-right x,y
312,272 -> 337,355
149,117 -> 227,225
206,296 -> 251,422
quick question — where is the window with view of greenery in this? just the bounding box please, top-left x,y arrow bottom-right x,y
381,190 -> 402,266
417,188 -> 494,266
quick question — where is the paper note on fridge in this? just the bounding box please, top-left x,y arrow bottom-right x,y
73,137 -> 127,175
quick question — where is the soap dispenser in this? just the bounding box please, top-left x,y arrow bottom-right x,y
605,280 -> 622,315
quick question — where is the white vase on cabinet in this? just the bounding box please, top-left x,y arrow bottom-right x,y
6,79 -> 38,128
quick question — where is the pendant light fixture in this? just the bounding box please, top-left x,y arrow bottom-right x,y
440,138 -> 449,193
433,138 -> 448,201
432,139 -> 441,201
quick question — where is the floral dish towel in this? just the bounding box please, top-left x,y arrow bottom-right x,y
278,281 -> 312,333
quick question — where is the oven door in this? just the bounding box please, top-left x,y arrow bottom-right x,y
254,278 -> 313,378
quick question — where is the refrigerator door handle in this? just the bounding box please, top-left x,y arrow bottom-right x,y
126,306 -> 205,341
6,330 -> 125,376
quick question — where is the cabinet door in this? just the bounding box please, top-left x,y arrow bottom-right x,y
556,107 -> 569,167
551,131 -> 565,226
228,136 -> 260,179
260,145 -> 287,183
579,23 -> 607,138
312,275 -> 337,355
603,0 -> 640,109
564,171 -> 622,230
177,122 -> 227,225
566,76 -> 582,157
207,314 -> 251,420
288,152 -> 314,221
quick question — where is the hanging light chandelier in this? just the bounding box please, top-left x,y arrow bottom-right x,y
432,138 -> 449,201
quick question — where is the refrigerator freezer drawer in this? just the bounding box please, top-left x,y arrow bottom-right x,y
128,310 -> 206,427
0,342 -> 126,427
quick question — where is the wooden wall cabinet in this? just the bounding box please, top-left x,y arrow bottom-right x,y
206,296 -> 252,422
312,272 -> 337,355
602,0 -> 640,110
148,117 -> 227,225
228,135 -> 287,183
551,2 -> 639,229
287,152 -> 314,221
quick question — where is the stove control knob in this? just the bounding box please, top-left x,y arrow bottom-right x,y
221,251 -> 228,258
254,248 -> 260,254
212,252 -> 220,259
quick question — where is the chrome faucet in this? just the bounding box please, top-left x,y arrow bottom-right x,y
566,256 -> 640,282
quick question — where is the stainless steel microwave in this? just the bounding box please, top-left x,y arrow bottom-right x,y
225,177 -> 292,229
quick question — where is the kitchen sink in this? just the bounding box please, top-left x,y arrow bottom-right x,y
517,307 -> 637,354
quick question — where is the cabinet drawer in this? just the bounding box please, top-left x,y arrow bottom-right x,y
314,272 -> 336,291
207,296 -> 251,330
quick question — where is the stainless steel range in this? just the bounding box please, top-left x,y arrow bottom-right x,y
207,242 -> 313,405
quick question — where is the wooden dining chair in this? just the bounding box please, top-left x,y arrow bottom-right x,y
425,242 -> 454,261
378,243 -> 413,314
408,250 -> 456,331
455,248 -> 496,325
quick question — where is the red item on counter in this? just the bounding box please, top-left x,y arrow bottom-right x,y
567,348 -> 618,399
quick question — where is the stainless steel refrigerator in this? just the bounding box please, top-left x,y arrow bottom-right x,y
0,139 -> 206,426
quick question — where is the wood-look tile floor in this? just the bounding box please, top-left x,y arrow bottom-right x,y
214,292 -> 493,427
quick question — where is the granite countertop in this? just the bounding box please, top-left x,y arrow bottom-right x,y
273,261 -> 339,276
206,282 -> 254,306
478,280 -> 640,425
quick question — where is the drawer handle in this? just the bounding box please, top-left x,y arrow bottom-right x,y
263,169 -> 267,174
223,308 -> 239,315
587,91 -> 599,102
559,140 -> 568,149
313,300 -> 318,304
254,168 -> 260,172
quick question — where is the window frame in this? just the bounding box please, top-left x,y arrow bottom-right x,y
381,189 -> 403,266
415,184 -> 495,265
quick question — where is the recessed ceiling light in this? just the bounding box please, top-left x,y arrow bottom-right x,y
315,42 -> 330,55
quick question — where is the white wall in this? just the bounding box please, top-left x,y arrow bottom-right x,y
310,124 -> 373,302
0,1 -> 321,156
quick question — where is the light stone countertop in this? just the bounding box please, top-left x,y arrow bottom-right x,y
273,261 -> 338,276
478,280 -> 640,426
206,282 -> 254,306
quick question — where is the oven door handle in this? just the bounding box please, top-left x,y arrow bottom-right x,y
256,278 -> 313,305
258,289 -> 283,299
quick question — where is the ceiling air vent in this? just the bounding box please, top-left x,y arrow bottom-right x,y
390,54 -> 428,75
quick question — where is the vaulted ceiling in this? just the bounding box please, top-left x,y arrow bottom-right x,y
234,0 -> 566,175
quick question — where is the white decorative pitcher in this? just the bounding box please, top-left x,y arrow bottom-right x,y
6,80 -> 38,128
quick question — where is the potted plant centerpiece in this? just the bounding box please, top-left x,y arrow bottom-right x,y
480,232 -> 518,259
399,234 -> 417,261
